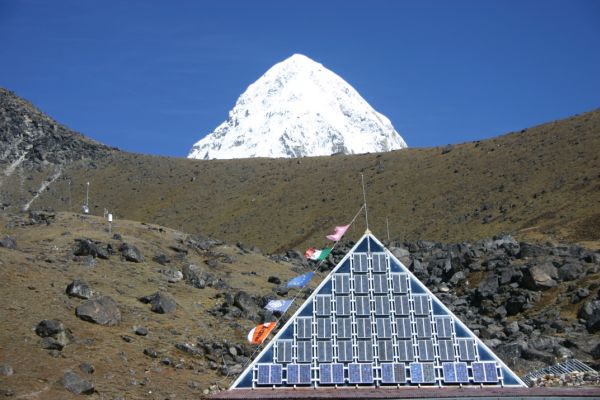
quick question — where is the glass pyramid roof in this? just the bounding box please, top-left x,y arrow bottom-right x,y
231,233 -> 526,389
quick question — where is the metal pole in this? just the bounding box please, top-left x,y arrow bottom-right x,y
68,180 -> 71,209
85,182 -> 89,207
386,216 -> 390,241
361,173 -> 369,231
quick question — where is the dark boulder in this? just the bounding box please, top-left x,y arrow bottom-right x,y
506,295 -> 528,316
578,300 -> 600,333
521,347 -> 556,364
476,275 -> 499,299
0,236 -> 17,249
139,291 -> 176,314
35,319 -> 65,337
119,243 -> 143,262
233,291 -> 259,315
65,279 -> 94,299
558,262 -> 584,281
153,253 -> 170,265
73,239 -> 109,259
267,276 -> 281,285
60,371 -> 94,395
518,242 -> 548,258
75,296 -> 121,326
498,267 -> 523,285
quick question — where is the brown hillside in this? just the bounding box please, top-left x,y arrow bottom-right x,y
9,109 -> 598,253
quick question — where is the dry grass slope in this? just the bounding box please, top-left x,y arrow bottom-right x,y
16,108 -> 600,253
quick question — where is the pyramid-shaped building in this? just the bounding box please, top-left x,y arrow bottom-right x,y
231,233 -> 525,389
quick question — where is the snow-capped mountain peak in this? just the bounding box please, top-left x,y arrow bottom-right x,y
188,54 -> 407,159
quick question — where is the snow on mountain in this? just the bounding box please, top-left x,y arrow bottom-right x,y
188,54 -> 407,160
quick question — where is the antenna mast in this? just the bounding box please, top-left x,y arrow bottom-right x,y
361,173 -> 369,231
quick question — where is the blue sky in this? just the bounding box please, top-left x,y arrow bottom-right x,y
1,0 -> 599,156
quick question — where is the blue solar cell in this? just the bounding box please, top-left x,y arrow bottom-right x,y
320,364 -> 344,384
348,363 -> 373,384
319,364 -> 332,384
381,363 -> 406,384
270,364 -> 282,384
422,363 -> 435,383
332,364 -> 344,383
410,363 -> 423,383
472,362 -> 485,382
348,364 -> 361,383
443,363 -> 456,382
257,364 -> 270,385
287,364 -> 311,384
484,362 -> 498,382
455,362 -> 469,382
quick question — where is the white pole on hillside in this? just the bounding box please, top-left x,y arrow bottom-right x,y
361,173 -> 369,232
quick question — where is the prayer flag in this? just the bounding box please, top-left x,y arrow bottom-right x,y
247,322 -> 276,345
265,299 -> 293,313
326,224 -> 350,242
304,247 -> 332,261
286,272 -> 314,288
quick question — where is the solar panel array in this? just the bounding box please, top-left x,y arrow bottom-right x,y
233,234 -> 525,389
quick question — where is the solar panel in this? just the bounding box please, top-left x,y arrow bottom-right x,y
353,254 -> 368,272
376,318 -> 392,338
397,340 -> 414,361
372,253 -> 387,272
320,364 -> 344,384
413,295 -> 430,315
418,340 -> 434,361
317,340 -> 333,362
422,363 -> 436,383
458,339 -> 476,361
276,340 -> 292,363
335,296 -> 351,315
392,273 -> 408,293
337,317 -> 352,338
315,295 -> 332,316
484,362 -> 499,382
296,340 -> 312,363
455,362 -> 469,382
378,340 -> 394,361
472,362 -> 485,382
396,317 -> 412,338
334,274 -> 350,294
317,317 -> 332,338
257,364 -> 282,385
374,296 -> 390,315
415,317 -> 432,338
337,340 -> 353,362
442,363 -> 456,382
438,339 -> 455,361
356,318 -> 372,338
357,340 -> 373,361
410,362 -> 423,383
297,317 -> 312,339
287,364 -> 311,385
354,275 -> 369,294
436,317 -> 452,338
355,296 -> 370,315
348,363 -> 374,384
394,295 -> 410,315
373,274 -> 388,293
257,364 -> 270,385
381,363 -> 406,383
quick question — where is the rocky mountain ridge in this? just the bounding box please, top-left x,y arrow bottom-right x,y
188,54 -> 407,159
0,88 -> 115,169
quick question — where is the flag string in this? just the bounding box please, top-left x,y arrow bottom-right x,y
218,203 -> 366,386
